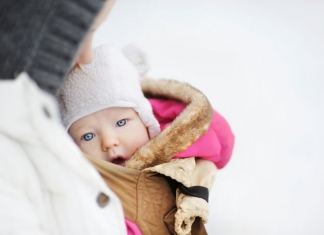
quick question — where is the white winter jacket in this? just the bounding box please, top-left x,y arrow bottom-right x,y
0,73 -> 127,235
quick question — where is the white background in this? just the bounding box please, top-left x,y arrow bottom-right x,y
94,0 -> 324,234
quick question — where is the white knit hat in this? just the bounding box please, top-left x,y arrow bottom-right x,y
58,43 -> 160,139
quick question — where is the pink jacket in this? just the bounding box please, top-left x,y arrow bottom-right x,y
126,98 -> 234,234
149,98 -> 234,169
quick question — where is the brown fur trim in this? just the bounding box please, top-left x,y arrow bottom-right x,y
126,79 -> 213,170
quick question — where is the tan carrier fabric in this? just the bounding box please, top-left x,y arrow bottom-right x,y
86,154 -> 207,235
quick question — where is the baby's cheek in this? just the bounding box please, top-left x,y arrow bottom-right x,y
78,143 -> 94,155
78,144 -> 87,153
134,135 -> 150,150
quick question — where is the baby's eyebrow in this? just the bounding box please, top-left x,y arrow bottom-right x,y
69,125 -> 89,136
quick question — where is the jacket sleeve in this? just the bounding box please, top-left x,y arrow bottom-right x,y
0,135 -> 46,235
145,157 -> 217,235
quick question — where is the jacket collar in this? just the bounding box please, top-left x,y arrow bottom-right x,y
0,72 -> 57,146
0,73 -> 113,194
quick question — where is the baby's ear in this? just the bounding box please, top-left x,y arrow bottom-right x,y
122,43 -> 151,78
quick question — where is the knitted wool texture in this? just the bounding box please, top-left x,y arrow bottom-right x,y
0,0 -> 106,95
58,44 -> 160,139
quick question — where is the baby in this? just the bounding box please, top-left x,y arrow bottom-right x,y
59,44 -> 160,168
58,44 -> 234,235
68,106 -> 151,166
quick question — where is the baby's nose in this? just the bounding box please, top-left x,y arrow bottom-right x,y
101,134 -> 119,151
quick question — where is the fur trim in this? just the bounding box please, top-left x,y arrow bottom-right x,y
126,78 -> 213,170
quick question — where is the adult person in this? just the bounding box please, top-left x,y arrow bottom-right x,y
0,0 -> 127,234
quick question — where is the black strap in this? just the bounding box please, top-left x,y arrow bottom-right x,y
178,183 -> 209,202
166,176 -> 178,197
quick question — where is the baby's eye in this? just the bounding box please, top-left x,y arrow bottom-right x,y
116,119 -> 127,127
82,133 -> 95,141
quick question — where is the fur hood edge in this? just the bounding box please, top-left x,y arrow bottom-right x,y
126,79 -> 213,170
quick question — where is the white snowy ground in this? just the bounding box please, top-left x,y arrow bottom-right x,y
94,1 -> 324,234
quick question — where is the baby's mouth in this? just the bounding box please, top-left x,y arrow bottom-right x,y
111,157 -> 126,167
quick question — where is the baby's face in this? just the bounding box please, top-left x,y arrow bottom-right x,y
69,107 -> 150,166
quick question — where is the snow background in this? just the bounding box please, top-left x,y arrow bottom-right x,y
94,0 -> 324,234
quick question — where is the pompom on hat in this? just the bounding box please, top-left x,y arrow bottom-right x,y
58,43 -> 160,139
